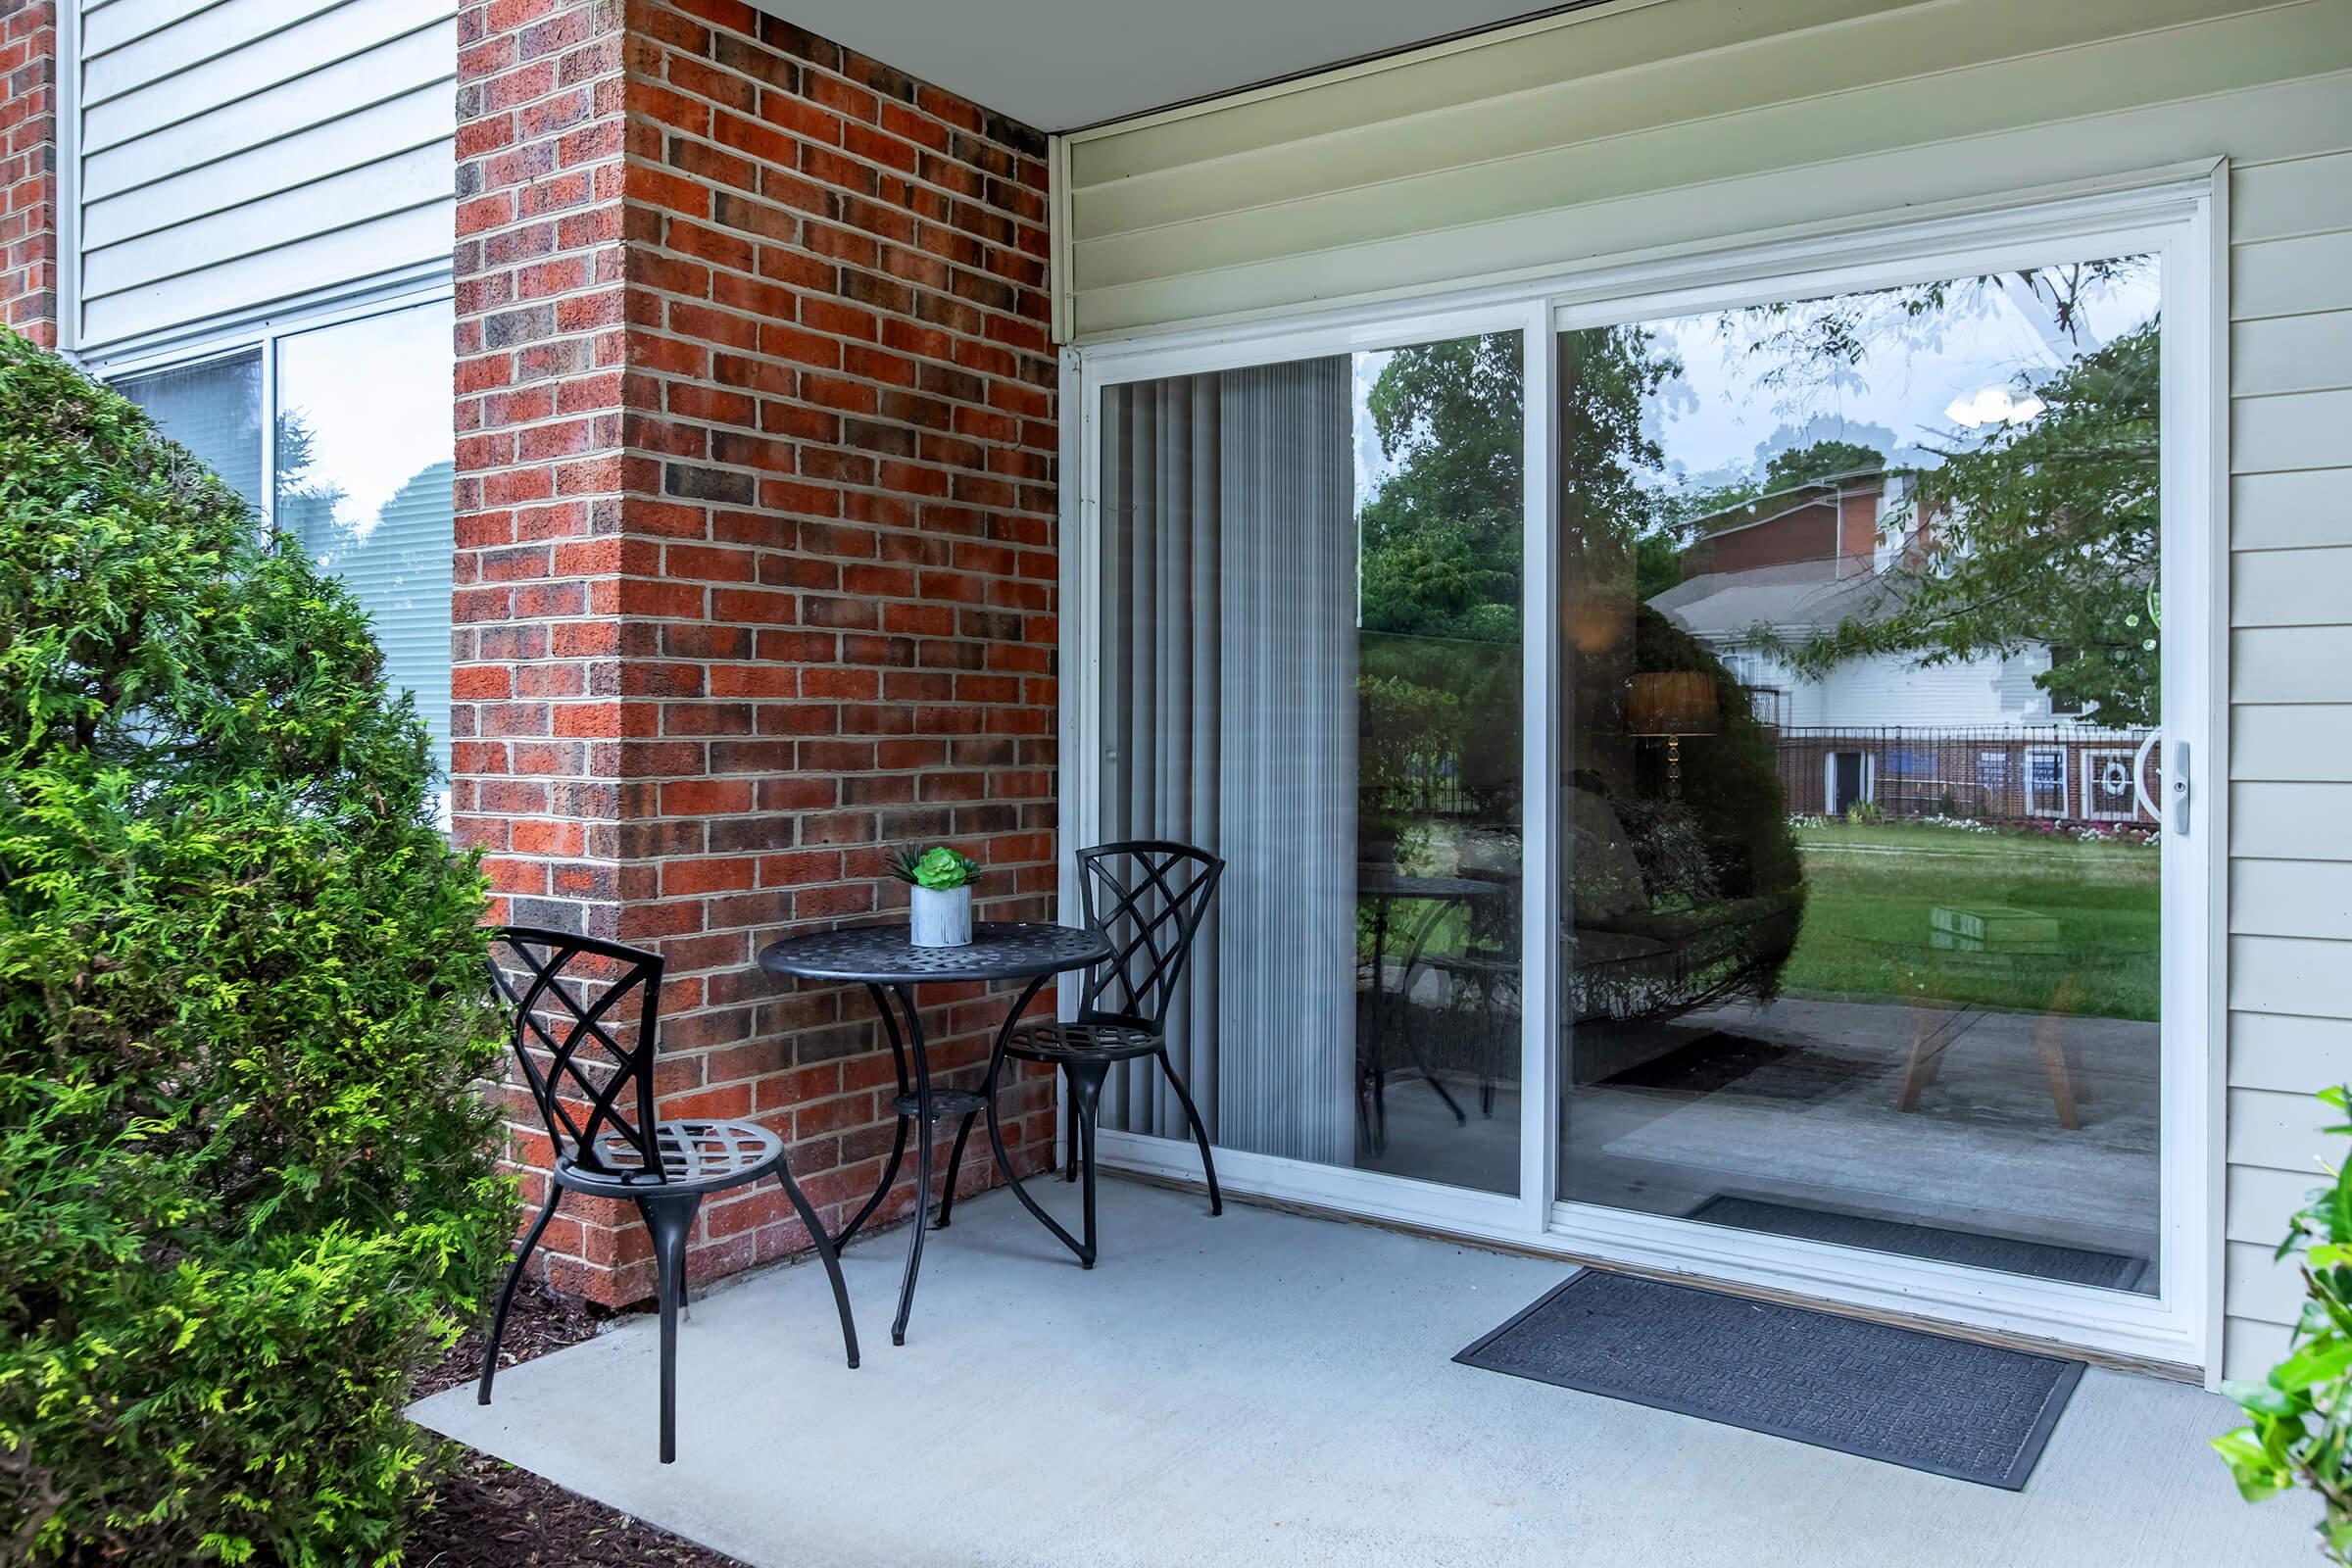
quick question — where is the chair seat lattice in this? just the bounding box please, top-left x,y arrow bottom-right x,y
568,1118 -> 782,1192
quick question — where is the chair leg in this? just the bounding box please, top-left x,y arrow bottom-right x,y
1062,1060 -> 1109,1269
478,1182 -> 564,1405
772,1160 -> 859,1370
636,1191 -> 701,1466
1063,1091 -> 1079,1183
1156,1049 -> 1221,1217
933,1110 -> 978,1229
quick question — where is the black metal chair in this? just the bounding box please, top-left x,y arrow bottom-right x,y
476,926 -> 858,1463
971,841 -> 1223,1268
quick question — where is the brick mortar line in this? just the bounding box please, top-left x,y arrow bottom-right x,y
462,362 -> 1053,451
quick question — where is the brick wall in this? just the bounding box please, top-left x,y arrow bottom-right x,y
0,0 -> 58,346
453,0 -> 1057,1304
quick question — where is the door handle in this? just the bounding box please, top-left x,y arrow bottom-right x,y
2171,741 -> 2191,836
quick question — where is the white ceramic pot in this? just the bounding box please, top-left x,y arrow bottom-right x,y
908,883 -> 973,947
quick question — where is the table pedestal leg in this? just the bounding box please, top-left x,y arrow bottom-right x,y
979,976 -> 1094,1266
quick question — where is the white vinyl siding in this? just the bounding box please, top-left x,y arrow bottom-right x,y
73,0 -> 457,350
1058,0 -> 2352,1378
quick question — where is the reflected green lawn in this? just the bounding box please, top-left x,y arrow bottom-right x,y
1782,821 -> 2161,1022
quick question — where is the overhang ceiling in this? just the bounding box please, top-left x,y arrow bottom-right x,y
747,1 -> 1566,133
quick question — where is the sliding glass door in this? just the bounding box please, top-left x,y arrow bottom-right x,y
1092,328 -> 1528,1194
1554,253 -> 2169,1296
1076,188 -> 2212,1365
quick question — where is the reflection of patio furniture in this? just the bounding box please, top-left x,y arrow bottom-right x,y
1872,910 -> 2084,1129
1562,782 -> 1802,1040
1422,864 -> 1522,1117
1357,867 -> 1505,1149
483,927 -> 860,1463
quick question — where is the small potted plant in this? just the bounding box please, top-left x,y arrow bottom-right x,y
893,844 -> 980,948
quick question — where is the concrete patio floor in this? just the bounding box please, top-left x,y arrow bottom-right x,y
413,1181 -> 2305,1567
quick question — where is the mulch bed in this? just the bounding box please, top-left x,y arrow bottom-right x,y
404,1284 -> 749,1568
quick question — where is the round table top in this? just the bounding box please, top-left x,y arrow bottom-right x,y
759,920 -> 1111,984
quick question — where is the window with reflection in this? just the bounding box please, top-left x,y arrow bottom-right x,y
114,303 -> 456,773
1094,332 -> 1527,1193
1556,257 -> 2164,1295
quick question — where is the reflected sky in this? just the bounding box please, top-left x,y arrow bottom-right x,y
276,301 -> 455,547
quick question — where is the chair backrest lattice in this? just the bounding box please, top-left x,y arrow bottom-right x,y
487,925 -> 668,1183
1075,841 -> 1224,1030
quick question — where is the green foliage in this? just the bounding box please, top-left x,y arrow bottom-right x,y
1761,437 -> 1885,491
2216,1086 -> 2352,1564
0,330 -> 509,1564
1356,333 -> 1528,645
891,845 -> 979,890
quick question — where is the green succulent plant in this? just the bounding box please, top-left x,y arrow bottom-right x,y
891,844 -> 980,891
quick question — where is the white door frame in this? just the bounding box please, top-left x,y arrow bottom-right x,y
1065,169 -> 2224,1378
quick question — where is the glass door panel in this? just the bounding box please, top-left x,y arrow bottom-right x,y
1094,331 -> 1526,1193
1555,256 -> 2165,1293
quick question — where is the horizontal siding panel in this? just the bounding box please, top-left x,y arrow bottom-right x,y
2228,1164 -> 2316,1244
2227,1238 -> 2305,1325
84,0 -> 348,108
2233,548 -> 2352,627
83,146 -> 449,301
81,0 -> 217,59
2230,858 -> 2352,939
80,83 -> 451,248
82,22 -> 454,198
2231,707 -> 2352,782
2229,1008 -> 2352,1090
2231,387 -> 2352,475
1072,68 -> 2352,337
2230,626 -> 2352,702
2231,468 -> 2352,552
2230,933 -> 2352,1014
82,0 -> 447,155
1074,5 -> 2352,297
2230,311 -> 2352,397
1071,0 -> 2265,241
2230,784 -> 2352,860
2229,1085 -> 2340,1170
2226,1313 -> 2294,1379
81,202 -> 452,346
2231,229 -> 2352,321
2230,148 -> 2352,242
1067,0 -> 1885,186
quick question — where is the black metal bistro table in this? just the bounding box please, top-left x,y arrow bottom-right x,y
758,920 -> 1110,1346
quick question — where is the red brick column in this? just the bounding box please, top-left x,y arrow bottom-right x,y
454,0 -> 1057,1305
0,0 -> 59,346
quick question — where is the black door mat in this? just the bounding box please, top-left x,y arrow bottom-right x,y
1685,1195 -> 2148,1293
1454,1270 -> 2084,1490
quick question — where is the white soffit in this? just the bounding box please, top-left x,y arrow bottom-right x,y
745,0 -> 1577,132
